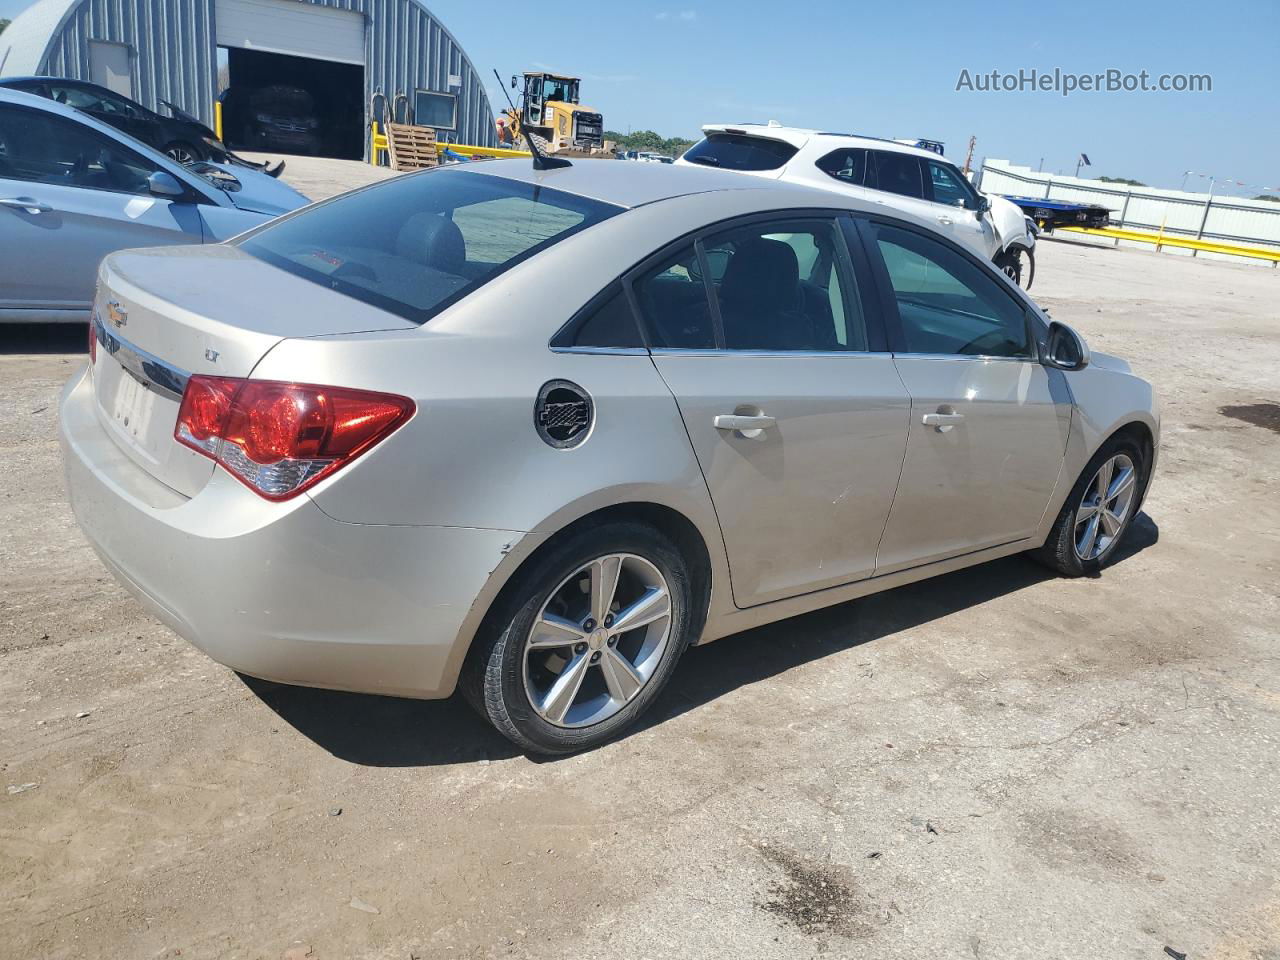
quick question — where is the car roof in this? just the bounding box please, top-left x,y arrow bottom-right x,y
458,156 -> 868,210
699,123 -> 947,162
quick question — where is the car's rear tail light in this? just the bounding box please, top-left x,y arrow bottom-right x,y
175,376 -> 414,500
88,319 -> 97,367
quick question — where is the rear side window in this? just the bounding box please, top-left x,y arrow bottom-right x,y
815,148 -> 868,186
238,168 -> 621,325
703,219 -> 867,352
681,133 -> 798,171
867,150 -> 924,200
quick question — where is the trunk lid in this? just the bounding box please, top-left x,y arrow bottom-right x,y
91,244 -> 416,498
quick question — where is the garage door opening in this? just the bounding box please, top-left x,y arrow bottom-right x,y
218,46 -> 364,159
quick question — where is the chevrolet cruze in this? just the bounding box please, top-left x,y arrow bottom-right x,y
60,159 -> 1158,754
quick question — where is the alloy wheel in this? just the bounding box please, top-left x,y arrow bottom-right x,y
166,145 -> 196,164
1001,249 -> 1023,285
523,554 -> 672,728
1074,452 -> 1138,561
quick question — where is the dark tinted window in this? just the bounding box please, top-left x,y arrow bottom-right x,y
926,159 -> 976,208
634,246 -> 716,349
872,223 -> 1029,358
238,168 -> 620,326
681,133 -> 798,171
867,150 -> 924,199
0,104 -> 156,194
705,220 -> 867,352
563,286 -> 643,348
815,148 -> 868,186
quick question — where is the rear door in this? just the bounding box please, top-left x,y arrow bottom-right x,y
0,102 -> 204,317
855,217 -> 1070,573
634,213 -> 911,608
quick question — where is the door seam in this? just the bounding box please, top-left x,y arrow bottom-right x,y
644,353 -> 741,609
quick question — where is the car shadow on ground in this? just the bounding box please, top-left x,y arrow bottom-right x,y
243,515 -> 1158,768
0,322 -> 86,354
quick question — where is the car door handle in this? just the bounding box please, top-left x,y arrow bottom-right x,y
0,196 -> 53,214
714,414 -> 776,437
922,412 -> 965,430
936,215 -> 954,225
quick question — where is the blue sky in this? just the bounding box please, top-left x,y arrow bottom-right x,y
4,0 -> 1276,193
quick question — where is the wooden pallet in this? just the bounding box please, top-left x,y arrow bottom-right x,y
385,123 -> 438,171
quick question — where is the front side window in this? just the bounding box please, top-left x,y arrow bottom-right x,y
0,105 -> 157,194
926,160 -> 977,209
238,168 -> 620,325
815,148 -> 868,186
681,133 -> 799,171
871,223 -> 1029,358
867,150 -> 924,200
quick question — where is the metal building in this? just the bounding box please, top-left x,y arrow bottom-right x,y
0,0 -> 497,158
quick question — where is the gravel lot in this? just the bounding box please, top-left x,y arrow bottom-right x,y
2,163 -> 1278,959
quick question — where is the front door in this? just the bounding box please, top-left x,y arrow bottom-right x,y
858,219 -> 1071,573
923,157 -> 997,260
635,215 -> 911,608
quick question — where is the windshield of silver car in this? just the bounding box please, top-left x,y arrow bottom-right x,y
237,167 -> 622,324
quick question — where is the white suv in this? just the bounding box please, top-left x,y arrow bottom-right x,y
677,123 -> 1037,287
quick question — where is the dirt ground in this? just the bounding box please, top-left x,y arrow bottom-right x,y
2,187 -> 1279,959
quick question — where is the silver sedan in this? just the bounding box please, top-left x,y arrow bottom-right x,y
59,159 -> 1158,753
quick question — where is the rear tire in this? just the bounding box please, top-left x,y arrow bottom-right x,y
1034,436 -> 1146,577
462,521 -> 694,755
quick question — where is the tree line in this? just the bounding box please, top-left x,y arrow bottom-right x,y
603,129 -> 696,158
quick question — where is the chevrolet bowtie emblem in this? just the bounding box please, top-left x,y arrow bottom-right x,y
106,299 -> 127,328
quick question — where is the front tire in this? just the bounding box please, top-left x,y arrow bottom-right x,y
1034,437 -> 1145,576
462,521 -> 694,755
162,141 -> 203,165
995,246 -> 1034,289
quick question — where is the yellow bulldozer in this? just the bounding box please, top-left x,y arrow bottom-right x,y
498,71 -> 606,156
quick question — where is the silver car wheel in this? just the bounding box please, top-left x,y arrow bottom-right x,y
166,145 -> 196,164
1074,452 -> 1137,561
523,553 -> 672,729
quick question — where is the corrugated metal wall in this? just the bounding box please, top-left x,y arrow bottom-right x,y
978,160 -> 1280,263
37,0 -> 495,152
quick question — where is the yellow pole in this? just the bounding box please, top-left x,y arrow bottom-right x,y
214,101 -> 223,142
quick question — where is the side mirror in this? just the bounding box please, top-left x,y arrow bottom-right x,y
147,170 -> 186,198
1045,320 -> 1090,371
972,194 -> 991,219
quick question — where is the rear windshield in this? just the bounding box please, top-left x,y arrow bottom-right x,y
237,167 -> 621,325
682,133 -> 799,171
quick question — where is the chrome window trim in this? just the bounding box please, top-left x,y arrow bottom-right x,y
889,352 -> 1035,363
91,314 -> 190,402
648,348 -> 896,359
548,346 -> 650,356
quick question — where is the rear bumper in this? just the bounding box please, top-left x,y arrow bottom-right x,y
59,367 -> 520,699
